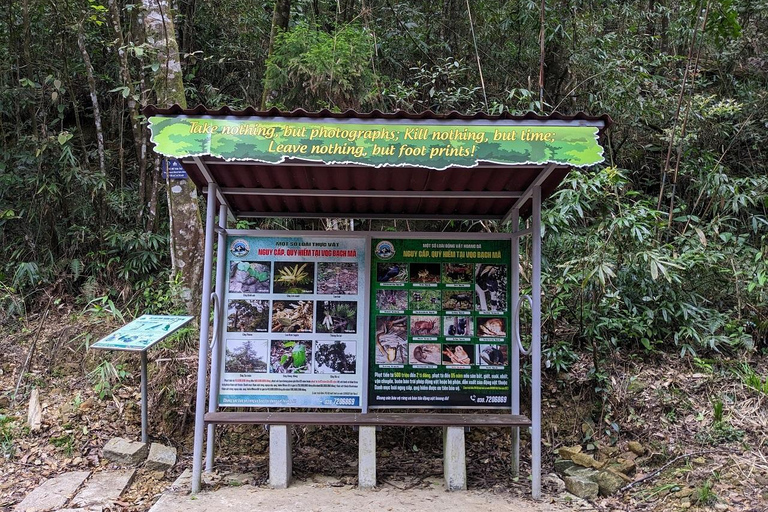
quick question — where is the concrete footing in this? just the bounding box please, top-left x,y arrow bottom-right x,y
358,426 -> 377,489
269,425 -> 292,488
443,426 -> 467,491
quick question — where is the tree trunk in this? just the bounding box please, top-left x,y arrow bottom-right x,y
260,0 -> 291,110
76,24 -> 107,177
143,0 -> 204,315
107,0 -> 146,212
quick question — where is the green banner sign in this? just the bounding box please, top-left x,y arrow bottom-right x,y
148,116 -> 604,170
369,237 -> 512,408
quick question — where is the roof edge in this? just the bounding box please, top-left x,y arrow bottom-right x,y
142,105 -> 612,133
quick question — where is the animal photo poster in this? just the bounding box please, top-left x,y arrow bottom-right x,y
369,237 -> 512,408
219,235 -> 365,408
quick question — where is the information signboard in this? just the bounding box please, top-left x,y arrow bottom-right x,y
369,237 -> 511,408
91,315 -> 193,352
218,234 -> 366,408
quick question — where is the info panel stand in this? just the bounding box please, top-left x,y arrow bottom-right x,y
91,314 -> 193,443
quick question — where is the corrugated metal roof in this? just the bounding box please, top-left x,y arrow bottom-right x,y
145,106 -> 610,221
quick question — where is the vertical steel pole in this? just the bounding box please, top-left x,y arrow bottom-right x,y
140,350 -> 148,444
206,203 -> 228,471
361,234 -> 371,413
191,184 -> 219,494
531,186 -> 542,499
510,211 -> 520,477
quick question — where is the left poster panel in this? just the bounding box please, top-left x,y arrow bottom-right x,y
219,235 -> 366,408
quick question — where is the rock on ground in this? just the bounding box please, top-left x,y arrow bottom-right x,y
564,475 -> 599,500
71,469 -> 136,507
146,443 -> 177,471
103,437 -> 148,465
27,388 -> 42,432
13,470 -> 90,512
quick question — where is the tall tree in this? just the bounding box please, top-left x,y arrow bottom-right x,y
142,0 -> 204,314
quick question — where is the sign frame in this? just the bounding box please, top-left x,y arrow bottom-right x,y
217,230 -> 370,410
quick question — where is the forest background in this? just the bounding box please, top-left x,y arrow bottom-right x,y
0,0 -> 767,508
2,0 -> 766,371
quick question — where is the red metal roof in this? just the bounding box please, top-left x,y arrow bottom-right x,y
146,106 -> 611,221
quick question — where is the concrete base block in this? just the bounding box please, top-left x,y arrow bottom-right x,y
358,426 -> 377,489
443,426 -> 466,491
269,425 -> 292,489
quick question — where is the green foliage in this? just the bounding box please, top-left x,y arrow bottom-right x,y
264,23 -> 381,110
0,414 -> 15,459
88,360 -> 130,399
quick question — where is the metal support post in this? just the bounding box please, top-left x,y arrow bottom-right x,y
140,350 -> 148,444
206,203 -> 228,471
531,186 -> 543,499
191,184 -> 219,493
510,211 -> 520,477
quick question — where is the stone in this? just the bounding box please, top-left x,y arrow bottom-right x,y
564,475 -> 599,500
103,437 -> 148,465
596,470 -> 625,496
13,470 -> 90,512
27,388 -> 42,432
167,469 -> 191,494
571,452 -> 601,469
714,503 -> 728,511
223,473 -> 252,486
557,445 -> 582,460
610,458 -> 636,476
619,451 -> 638,461
146,443 -> 177,471
627,441 -> 644,456
72,469 -> 135,507
563,466 -> 599,480
680,499 -> 692,509
543,473 -> 566,493
605,467 -> 632,483
554,458 -> 577,475
674,487 -> 694,498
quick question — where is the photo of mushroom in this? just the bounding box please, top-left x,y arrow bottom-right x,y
442,263 -> 473,284
443,316 -> 473,337
410,263 -> 440,284
227,299 -> 269,332
442,290 -> 473,311
442,344 -> 474,365
229,261 -> 271,293
317,262 -> 358,295
376,262 -> 408,283
271,300 -> 314,332
474,264 -> 508,312
376,289 -> 408,311
410,315 -> 440,336
314,340 -> 356,374
409,289 -> 440,311
409,343 -> 442,365
316,301 -> 357,333
270,340 -> 312,373
477,317 -> 507,337
479,344 -> 508,366
273,262 -> 315,294
225,339 -> 268,373
374,315 -> 407,364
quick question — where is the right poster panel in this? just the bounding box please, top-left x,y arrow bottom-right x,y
369,237 -> 512,408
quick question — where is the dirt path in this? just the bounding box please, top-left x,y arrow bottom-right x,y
149,479 -> 586,512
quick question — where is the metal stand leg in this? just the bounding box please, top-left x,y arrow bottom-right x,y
531,186 -> 542,500
510,212 -> 520,477
206,203 -> 228,472
191,184 -> 219,493
140,350 -> 148,444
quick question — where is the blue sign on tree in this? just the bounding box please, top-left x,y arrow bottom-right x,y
162,157 -> 189,179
